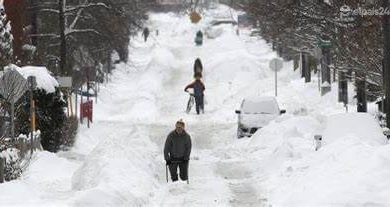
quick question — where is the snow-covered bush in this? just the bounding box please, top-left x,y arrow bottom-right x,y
60,116 -> 78,150
0,148 -> 22,181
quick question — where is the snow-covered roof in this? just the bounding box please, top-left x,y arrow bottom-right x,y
5,64 -> 59,93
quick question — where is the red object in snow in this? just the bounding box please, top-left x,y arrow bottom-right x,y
80,100 -> 93,122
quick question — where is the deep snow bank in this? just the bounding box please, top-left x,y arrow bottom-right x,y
249,112 -> 390,206
71,126 -> 160,206
323,113 -> 388,146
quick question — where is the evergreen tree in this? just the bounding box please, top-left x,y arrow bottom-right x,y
0,7 -> 13,68
16,89 -> 67,152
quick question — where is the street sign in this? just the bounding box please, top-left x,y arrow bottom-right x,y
269,58 -> 283,97
0,69 -> 28,139
318,38 -> 332,48
57,76 -> 73,88
269,58 -> 283,72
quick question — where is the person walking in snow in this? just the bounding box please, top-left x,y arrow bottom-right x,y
185,72 -> 205,114
193,58 -> 203,76
195,30 -> 203,46
164,119 -> 192,182
142,27 -> 150,42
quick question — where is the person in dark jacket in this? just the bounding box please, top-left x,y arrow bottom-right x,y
195,30 -> 203,46
193,58 -> 203,76
164,119 -> 192,182
185,73 -> 205,114
142,27 -> 150,42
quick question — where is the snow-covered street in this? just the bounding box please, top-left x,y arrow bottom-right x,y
1,5 -> 390,207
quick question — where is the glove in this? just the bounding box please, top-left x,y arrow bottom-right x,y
166,160 -> 171,165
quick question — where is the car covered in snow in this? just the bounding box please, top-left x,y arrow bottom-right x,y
205,18 -> 237,39
235,96 -> 285,138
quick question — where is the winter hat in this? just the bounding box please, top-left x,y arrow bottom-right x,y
176,119 -> 185,127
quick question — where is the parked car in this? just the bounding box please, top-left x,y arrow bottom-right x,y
205,18 -> 238,39
209,19 -> 237,27
235,96 -> 286,138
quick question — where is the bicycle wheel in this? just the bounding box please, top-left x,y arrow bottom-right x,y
186,97 -> 193,113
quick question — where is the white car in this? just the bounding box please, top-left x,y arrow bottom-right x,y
205,19 -> 237,39
235,96 -> 286,138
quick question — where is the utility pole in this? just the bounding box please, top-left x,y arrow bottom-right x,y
59,0 -> 67,75
383,0 -> 390,127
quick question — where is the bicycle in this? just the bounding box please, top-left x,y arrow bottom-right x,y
186,92 -> 195,114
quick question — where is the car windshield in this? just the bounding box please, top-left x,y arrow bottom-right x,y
242,99 -> 279,114
210,20 -> 237,26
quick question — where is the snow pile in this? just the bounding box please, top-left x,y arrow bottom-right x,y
249,113 -> 390,206
323,113 -> 388,146
70,127 -> 160,206
18,65 -> 59,93
5,64 -> 59,93
0,151 -> 80,206
0,148 -> 19,163
17,130 -> 41,141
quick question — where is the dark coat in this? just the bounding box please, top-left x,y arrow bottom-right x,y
142,28 -> 150,36
185,80 -> 205,97
164,130 -> 192,161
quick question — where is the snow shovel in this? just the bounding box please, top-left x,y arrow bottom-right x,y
186,161 -> 190,185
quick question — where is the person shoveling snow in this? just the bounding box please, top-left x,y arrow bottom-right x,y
164,119 -> 192,183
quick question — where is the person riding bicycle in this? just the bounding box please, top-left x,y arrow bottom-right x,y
184,72 -> 205,114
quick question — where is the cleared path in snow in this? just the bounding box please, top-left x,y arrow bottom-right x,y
140,11 -> 275,206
